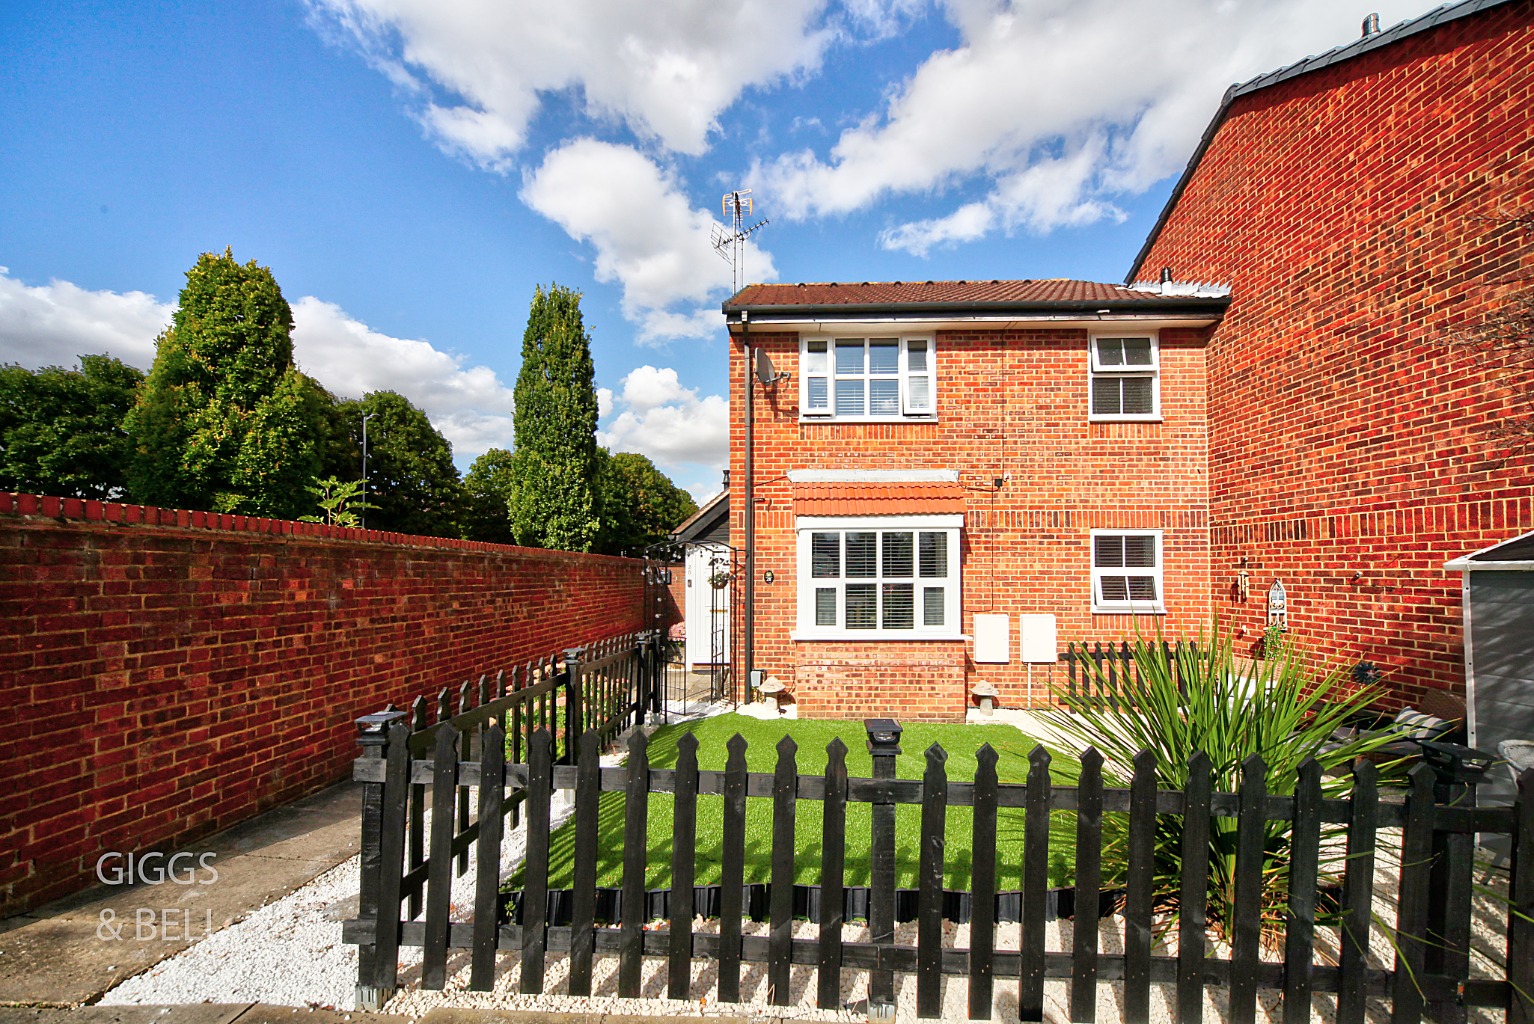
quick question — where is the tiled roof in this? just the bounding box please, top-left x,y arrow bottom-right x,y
727,279 -> 1211,310
794,482 -> 967,517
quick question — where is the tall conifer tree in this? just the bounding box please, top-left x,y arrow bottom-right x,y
125,249 -> 320,517
509,284 -> 600,550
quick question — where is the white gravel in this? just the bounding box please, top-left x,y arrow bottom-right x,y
99,703 -> 1515,1023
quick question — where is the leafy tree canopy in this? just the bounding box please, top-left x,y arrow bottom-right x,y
333,390 -> 463,538
593,449 -> 699,555
461,447 -> 516,544
0,355 -> 144,499
124,249 -> 321,517
509,284 -> 600,551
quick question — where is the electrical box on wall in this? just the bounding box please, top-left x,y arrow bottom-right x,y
1019,614 -> 1058,663
973,614 -> 1010,663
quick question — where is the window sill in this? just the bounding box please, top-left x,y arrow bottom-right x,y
1091,607 -> 1167,616
792,632 -> 968,643
1088,415 -> 1163,424
799,415 -> 939,425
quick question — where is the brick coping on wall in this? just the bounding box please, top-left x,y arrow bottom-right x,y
0,491 -> 635,562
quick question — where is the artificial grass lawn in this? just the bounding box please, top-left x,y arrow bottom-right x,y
519,714 -> 1078,893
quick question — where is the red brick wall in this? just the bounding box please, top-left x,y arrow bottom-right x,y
731,325 -> 1214,719
0,492 -> 647,917
1136,4 -> 1534,704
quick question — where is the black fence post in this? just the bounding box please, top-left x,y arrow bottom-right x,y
563,646 -> 583,765
354,708 -> 406,1011
865,718 -> 902,1022
649,627 -> 665,718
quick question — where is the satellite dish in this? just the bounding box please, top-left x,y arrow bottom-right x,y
755,348 -> 778,386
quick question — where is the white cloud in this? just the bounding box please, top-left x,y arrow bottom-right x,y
521,139 -> 775,343
759,0 -> 1431,249
288,297 -> 517,460
0,268 -> 516,464
598,364 -> 727,497
308,0 -> 833,163
0,267 -> 170,369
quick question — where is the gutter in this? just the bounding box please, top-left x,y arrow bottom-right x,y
723,297 -> 1229,320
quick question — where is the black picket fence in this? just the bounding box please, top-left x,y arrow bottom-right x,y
359,631 -> 660,917
1058,640 -> 1201,710
345,715 -> 1533,1022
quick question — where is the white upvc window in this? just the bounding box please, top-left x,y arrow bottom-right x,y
1091,530 -> 1165,613
795,515 -> 961,639
801,337 -> 934,419
1089,334 -> 1160,421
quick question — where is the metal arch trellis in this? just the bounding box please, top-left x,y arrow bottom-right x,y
641,540 -> 740,719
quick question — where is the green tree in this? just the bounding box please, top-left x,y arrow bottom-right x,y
593,449 -> 699,555
124,249 -> 321,517
332,391 -> 463,537
0,355 -> 144,499
509,284 -> 600,550
302,374 -> 357,483
461,447 -> 516,543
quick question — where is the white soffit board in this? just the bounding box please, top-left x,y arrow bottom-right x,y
973,614 -> 1010,663
1019,614 -> 1058,664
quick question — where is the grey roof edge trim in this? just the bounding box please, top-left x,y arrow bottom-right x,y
1444,558 -> 1534,571
671,488 -> 729,543
1125,0 -> 1520,284
1445,525 -> 1534,569
721,296 -> 1231,319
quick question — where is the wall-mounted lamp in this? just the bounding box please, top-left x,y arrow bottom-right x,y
1235,555 -> 1251,602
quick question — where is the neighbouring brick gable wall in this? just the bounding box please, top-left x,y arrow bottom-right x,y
1136,4 -> 1534,703
0,492 -> 649,917
731,325 -> 1214,719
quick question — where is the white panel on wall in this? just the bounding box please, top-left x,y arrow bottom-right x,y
973,614 -> 1011,663
1019,614 -> 1058,663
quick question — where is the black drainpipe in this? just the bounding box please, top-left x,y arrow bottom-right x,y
740,312 -> 755,700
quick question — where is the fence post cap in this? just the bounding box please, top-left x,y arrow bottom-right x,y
356,709 -> 407,745
563,646 -> 583,662
865,718 -> 903,756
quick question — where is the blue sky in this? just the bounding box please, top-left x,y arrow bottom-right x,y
0,0 -> 1437,499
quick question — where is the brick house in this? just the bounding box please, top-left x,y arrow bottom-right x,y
1129,0 -> 1534,708
722,282 -> 1228,720
723,0 -> 1534,720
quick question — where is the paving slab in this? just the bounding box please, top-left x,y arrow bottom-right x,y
231,1006 -> 412,1024
0,1006 -> 247,1024
0,783 -> 363,1008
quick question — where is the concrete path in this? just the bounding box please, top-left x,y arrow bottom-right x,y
0,779 -> 731,1024
0,782 -> 362,1009
0,1007 -> 756,1024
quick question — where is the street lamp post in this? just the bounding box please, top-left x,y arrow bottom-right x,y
361,412 -> 375,530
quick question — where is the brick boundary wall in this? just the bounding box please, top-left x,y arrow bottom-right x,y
0,492 -> 652,917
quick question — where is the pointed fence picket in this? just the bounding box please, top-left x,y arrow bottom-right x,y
346,718 -> 1534,1024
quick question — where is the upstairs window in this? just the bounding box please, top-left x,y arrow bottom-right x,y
1089,335 -> 1160,420
802,337 -> 934,419
1091,530 -> 1165,613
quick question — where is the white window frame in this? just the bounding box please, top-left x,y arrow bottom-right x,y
1088,333 -> 1161,422
794,514 -> 962,640
801,336 -> 935,421
1090,529 -> 1166,614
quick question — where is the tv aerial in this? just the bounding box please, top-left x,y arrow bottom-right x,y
711,188 -> 769,295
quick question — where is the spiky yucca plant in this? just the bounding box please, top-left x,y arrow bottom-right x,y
1045,622 -> 1407,945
